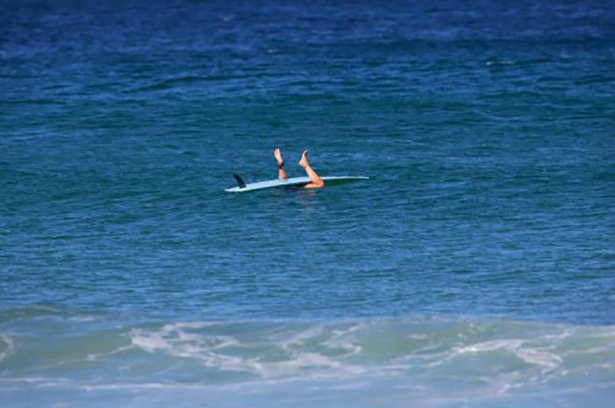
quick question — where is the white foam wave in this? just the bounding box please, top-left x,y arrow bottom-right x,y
570,343 -> 615,355
129,325 -> 244,371
588,327 -> 615,338
276,325 -> 326,350
455,338 -> 524,354
516,348 -> 562,369
248,351 -> 364,379
319,323 -> 365,356
5,317 -> 612,404
128,321 -> 365,379
454,338 -> 562,369
85,345 -> 133,362
0,335 -> 15,362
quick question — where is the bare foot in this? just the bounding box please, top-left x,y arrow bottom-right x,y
299,149 -> 309,168
274,148 -> 284,167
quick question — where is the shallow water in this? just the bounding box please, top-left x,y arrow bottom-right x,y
1,307 -> 614,407
1,0 -> 614,406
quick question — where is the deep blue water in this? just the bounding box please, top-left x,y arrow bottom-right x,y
1,0 -> 614,406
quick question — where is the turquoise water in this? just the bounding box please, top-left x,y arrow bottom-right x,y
1,0 -> 614,406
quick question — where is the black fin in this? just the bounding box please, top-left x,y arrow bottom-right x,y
232,173 -> 246,188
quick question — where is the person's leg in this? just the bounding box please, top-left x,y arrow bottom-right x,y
274,148 -> 288,180
299,150 -> 325,188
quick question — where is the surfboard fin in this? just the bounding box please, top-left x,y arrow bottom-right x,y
232,173 -> 246,189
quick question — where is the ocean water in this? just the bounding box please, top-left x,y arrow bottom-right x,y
1,0 -> 614,406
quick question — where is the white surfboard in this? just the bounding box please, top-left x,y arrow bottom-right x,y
225,175 -> 369,193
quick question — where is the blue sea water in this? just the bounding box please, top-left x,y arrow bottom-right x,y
1,0 -> 614,406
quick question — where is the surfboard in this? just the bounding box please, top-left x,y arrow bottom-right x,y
225,175 -> 369,193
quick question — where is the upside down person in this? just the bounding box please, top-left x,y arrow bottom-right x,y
274,148 -> 324,188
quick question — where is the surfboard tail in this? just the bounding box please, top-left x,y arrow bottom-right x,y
232,173 -> 247,189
